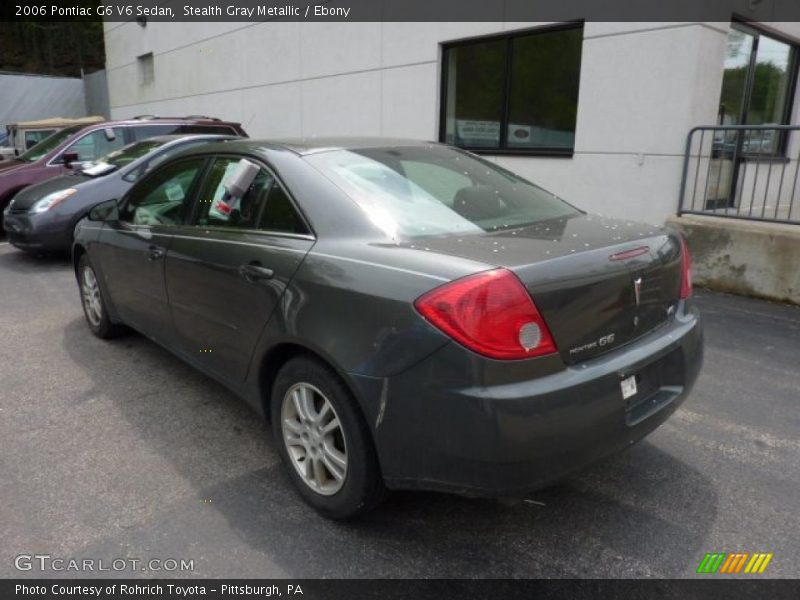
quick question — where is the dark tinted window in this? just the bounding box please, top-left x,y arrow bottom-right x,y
718,25 -> 797,155
130,124 -> 238,141
443,39 -> 506,148
260,183 -> 308,234
442,25 -> 583,153
176,125 -> 238,135
120,157 -> 205,226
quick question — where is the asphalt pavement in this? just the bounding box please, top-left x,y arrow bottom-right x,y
1,240 -> 798,578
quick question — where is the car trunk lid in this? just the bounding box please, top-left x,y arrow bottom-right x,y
405,214 -> 683,363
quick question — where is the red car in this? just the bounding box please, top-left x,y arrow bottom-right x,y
0,115 -> 247,232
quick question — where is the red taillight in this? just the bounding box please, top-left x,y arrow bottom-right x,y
679,235 -> 693,299
414,268 -> 558,360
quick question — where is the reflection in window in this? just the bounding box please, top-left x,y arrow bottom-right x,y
122,158 -> 205,226
718,25 -> 796,155
442,26 -> 583,153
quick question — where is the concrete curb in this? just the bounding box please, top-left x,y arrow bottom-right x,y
667,214 -> 800,306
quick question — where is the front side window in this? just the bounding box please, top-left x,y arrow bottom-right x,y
718,24 -> 797,154
305,145 -> 578,239
191,157 -> 307,233
441,25 -> 583,154
64,128 -> 126,163
120,157 -> 205,226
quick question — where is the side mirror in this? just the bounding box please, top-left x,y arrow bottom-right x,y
224,159 -> 260,198
62,152 -> 80,167
88,199 -> 119,222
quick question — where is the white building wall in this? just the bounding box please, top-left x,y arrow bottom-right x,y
103,20 -> 800,226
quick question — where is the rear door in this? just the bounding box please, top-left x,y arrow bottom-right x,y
95,156 -> 207,339
165,154 -> 314,383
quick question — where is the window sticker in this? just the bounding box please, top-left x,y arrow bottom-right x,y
165,183 -> 185,203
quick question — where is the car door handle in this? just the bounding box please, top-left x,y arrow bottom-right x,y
239,263 -> 274,282
147,246 -> 165,261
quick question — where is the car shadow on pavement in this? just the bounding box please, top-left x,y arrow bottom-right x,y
0,247 -> 70,273
61,316 -> 718,578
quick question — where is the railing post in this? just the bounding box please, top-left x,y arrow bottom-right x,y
677,128 -> 696,216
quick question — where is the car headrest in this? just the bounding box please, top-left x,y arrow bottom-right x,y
452,185 -> 504,221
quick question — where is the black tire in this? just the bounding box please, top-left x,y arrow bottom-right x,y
271,356 -> 386,519
77,254 -> 124,339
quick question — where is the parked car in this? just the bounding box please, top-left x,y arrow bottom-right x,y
72,138 -> 703,519
3,134 -> 240,253
0,116 -> 105,162
0,115 -> 248,232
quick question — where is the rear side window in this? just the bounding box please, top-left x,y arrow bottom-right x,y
130,124 -> 238,141
130,124 -> 176,140
191,157 -> 307,234
120,157 -> 205,226
261,184 -> 308,234
176,125 -> 238,135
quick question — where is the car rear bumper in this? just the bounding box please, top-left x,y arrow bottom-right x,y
3,212 -> 70,252
350,301 -> 703,496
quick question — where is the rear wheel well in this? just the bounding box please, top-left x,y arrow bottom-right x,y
259,344 -> 357,422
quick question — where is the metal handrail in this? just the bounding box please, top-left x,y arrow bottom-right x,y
678,125 -> 800,225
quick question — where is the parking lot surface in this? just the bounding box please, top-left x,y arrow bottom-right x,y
1,240 -> 798,578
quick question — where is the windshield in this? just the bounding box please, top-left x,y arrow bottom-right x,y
83,140 -> 165,176
305,145 -> 579,239
16,125 -> 85,163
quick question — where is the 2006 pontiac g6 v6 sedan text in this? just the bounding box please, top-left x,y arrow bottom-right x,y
72,138 -> 703,519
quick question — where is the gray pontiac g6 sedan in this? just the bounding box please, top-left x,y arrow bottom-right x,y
71,138 -> 703,519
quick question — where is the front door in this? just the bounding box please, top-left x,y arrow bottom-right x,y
95,157 -> 207,339
165,155 -> 314,383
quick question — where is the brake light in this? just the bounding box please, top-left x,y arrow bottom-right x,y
414,268 -> 558,360
679,235 -> 692,299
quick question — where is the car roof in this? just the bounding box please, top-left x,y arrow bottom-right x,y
175,137 -> 440,157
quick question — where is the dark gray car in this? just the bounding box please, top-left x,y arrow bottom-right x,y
72,138 -> 703,519
3,134 -> 238,253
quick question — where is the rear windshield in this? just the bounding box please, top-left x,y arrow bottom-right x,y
17,125 -> 85,162
304,145 -> 578,239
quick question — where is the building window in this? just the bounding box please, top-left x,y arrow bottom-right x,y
718,23 -> 798,154
138,53 -> 154,85
440,24 -> 583,156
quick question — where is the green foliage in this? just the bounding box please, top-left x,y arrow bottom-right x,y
720,62 -> 790,124
0,20 -> 105,77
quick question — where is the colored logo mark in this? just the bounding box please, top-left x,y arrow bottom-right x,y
697,552 -> 773,574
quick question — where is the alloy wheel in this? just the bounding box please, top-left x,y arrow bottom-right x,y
81,266 -> 103,327
281,382 -> 348,496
